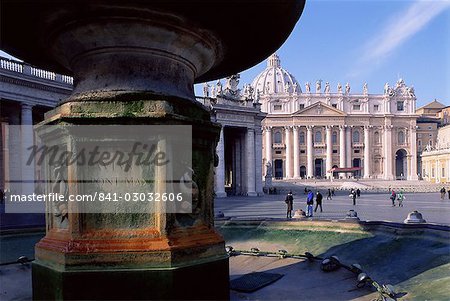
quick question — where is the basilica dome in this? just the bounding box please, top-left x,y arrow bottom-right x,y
251,54 -> 300,95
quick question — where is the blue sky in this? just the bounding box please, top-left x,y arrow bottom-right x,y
1,0 -> 448,108
196,0 -> 450,108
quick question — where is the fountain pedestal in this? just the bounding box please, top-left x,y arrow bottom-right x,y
2,1 -> 305,299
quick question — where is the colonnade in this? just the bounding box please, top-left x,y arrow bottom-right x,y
214,126 -> 263,197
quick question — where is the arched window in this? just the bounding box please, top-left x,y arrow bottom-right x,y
398,131 -> 405,144
315,131 -> 322,143
353,130 -> 360,143
274,131 -> 282,144
332,131 -> 337,144
299,132 -> 305,144
374,131 -> 380,144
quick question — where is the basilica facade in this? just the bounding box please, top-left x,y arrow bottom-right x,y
254,54 -> 419,180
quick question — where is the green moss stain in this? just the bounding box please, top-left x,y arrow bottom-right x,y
123,100 -> 145,117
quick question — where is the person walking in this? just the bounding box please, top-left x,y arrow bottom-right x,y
390,190 -> 397,206
397,190 -> 405,207
327,188 -> 332,200
285,191 -> 294,219
356,188 -> 361,198
331,188 -> 335,196
306,190 -> 314,217
314,191 -> 323,213
350,189 -> 357,206
440,187 -> 446,200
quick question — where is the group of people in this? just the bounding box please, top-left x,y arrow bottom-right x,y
349,188 -> 361,205
389,190 -> 405,207
440,187 -> 450,200
285,189 -> 323,219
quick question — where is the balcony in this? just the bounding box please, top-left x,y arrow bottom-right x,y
353,142 -> 364,148
272,143 -> 285,149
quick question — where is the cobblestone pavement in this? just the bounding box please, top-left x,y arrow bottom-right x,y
215,191 -> 450,225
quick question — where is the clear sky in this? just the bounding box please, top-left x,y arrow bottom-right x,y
1,0 -> 448,108
195,0 -> 450,108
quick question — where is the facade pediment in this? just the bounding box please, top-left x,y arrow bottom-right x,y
292,102 -> 346,117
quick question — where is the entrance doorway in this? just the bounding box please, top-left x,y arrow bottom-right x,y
300,165 -> 306,178
274,159 -> 283,179
353,158 -> 361,178
314,159 -> 323,178
332,165 -> 339,178
395,149 -> 407,180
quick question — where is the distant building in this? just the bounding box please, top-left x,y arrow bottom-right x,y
0,56 -> 72,193
0,56 -> 72,229
418,100 -> 450,184
198,75 -> 265,197
250,54 -> 419,180
421,125 -> 450,183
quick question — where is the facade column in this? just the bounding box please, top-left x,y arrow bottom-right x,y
246,128 -> 257,196
293,126 -> 300,178
255,127 -> 263,195
339,125 -> 346,170
384,125 -> 394,179
363,125 -> 371,178
326,126 -> 333,179
214,127 -> 227,198
306,125 -> 314,178
264,126 -> 272,168
346,125 -> 352,177
409,125 -> 418,180
284,126 -> 292,179
21,103 -> 34,195
234,138 -> 241,195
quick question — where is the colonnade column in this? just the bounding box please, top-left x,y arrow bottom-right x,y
339,125 -> 346,170
346,126 -> 352,177
293,126 -> 299,178
255,127 -> 263,195
21,103 -> 34,195
306,125 -> 313,178
264,126 -> 272,168
326,126 -> 333,179
214,127 -> 227,198
384,125 -> 394,180
246,128 -> 257,196
363,125 -> 371,178
284,126 -> 292,179
409,125 -> 418,180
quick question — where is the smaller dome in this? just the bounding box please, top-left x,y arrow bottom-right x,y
251,53 -> 300,96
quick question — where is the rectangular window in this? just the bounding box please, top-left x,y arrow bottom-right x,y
332,104 -> 337,108
299,104 -> 305,109
353,104 -> 361,111
354,149 -> 360,153
300,150 -> 306,154
332,149 -> 338,154
397,101 -> 404,111
275,151 -> 282,154
443,168 -> 446,177
373,105 -> 379,111
418,140 -> 422,146
273,104 -> 282,111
